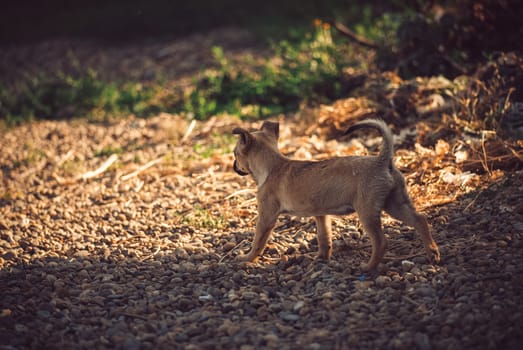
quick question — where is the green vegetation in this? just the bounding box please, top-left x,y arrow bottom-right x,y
193,133 -> 236,159
11,142 -> 48,168
1,21 -> 366,126
180,205 -> 226,229
60,159 -> 84,176
0,70 -> 162,126
1,1 -> 520,128
183,22 -> 359,120
94,145 -> 123,157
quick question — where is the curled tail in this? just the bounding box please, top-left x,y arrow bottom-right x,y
344,119 -> 394,166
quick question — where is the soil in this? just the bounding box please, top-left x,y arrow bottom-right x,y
1,30 -> 523,350
0,28 -> 264,88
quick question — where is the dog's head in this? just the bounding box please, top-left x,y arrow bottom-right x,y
232,121 -> 280,177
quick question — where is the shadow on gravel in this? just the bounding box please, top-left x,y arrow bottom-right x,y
1,172 -> 523,350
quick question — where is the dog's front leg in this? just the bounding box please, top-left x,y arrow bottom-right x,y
237,199 -> 279,262
315,215 -> 332,260
238,215 -> 278,262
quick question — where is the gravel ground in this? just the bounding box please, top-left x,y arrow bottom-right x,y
1,113 -> 522,350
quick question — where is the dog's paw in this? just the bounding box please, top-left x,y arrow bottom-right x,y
426,244 -> 441,264
314,252 -> 331,262
236,253 -> 258,263
360,261 -> 378,273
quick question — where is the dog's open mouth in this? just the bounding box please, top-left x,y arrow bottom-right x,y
233,160 -> 249,176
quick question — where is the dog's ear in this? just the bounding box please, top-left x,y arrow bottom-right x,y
261,121 -> 279,139
232,127 -> 253,149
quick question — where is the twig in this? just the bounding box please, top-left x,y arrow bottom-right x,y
463,190 -> 483,212
19,160 -> 47,180
239,198 -> 257,208
120,157 -> 164,181
329,21 -> 378,49
402,295 -> 421,307
480,133 -> 492,176
225,188 -> 256,200
56,150 -> 74,166
76,154 -> 118,181
505,142 -> 523,161
441,55 -> 468,74
420,196 -> 456,210
264,256 -> 284,262
121,312 -> 149,321
133,179 -> 144,192
497,87 -> 516,129
275,221 -> 315,235
389,252 -> 425,261
139,246 -> 161,262
463,153 -> 523,171
181,119 -> 197,143
218,239 -> 247,263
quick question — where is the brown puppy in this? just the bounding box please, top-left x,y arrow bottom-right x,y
232,119 -> 440,271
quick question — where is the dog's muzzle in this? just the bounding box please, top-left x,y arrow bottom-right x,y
233,160 -> 249,176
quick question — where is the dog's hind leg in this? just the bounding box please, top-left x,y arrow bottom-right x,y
384,189 -> 441,264
358,212 -> 387,272
315,215 -> 332,260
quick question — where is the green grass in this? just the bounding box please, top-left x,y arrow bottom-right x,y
60,159 -> 84,176
1,24 -> 355,125
94,145 -> 123,157
11,142 -> 48,168
0,70 -> 164,127
0,13 -> 400,127
180,205 -> 227,229
192,133 -> 236,159
182,24 -> 359,120
2,2 -> 510,129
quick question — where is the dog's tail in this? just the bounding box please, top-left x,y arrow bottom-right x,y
344,119 -> 394,166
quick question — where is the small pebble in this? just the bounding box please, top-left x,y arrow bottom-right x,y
375,275 -> 392,288
401,260 -> 415,272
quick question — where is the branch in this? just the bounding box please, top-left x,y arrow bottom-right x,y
329,21 -> 379,49
120,157 -> 164,181
76,154 -> 119,181
181,119 -> 197,144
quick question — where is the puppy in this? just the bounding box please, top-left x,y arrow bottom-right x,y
232,119 -> 440,271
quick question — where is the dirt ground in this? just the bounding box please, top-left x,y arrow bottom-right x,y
0,111 -> 522,349
1,31 -> 523,350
